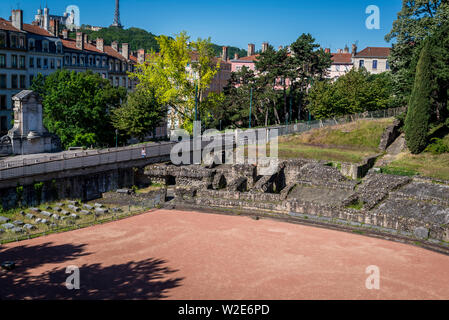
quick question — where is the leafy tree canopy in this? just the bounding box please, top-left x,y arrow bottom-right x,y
385,0 -> 449,106
31,70 -> 127,149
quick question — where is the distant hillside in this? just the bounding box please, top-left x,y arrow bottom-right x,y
78,26 -> 247,58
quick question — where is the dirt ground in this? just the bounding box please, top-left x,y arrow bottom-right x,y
1,209 -> 449,300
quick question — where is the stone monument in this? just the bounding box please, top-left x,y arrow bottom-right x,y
0,90 -> 61,155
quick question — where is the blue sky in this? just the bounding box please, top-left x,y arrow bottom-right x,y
1,0 -> 403,51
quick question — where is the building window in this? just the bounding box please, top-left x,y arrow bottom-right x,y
57,59 -> 61,69
0,54 -> 5,68
29,39 -> 35,51
122,77 -> 126,87
80,56 -> 85,66
29,75 -> 34,86
43,41 -> 49,52
37,58 -> 42,68
19,75 -> 26,89
0,116 -> 7,134
11,75 -> 18,89
50,59 -> 55,69
11,35 -> 17,48
11,55 -> 17,68
372,60 -> 378,69
0,74 -> 6,88
43,59 -> 48,69
65,55 -> 70,65
0,33 -> 6,48
19,36 -> 25,48
19,56 -> 25,69
56,43 -> 62,54
72,56 -> 77,65
29,57 -> 34,68
359,60 -> 365,68
386,61 -> 390,70
0,95 -> 6,110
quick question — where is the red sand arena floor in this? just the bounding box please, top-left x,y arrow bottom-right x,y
1,209 -> 449,300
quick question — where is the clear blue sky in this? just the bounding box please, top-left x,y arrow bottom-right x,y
2,0 -> 403,51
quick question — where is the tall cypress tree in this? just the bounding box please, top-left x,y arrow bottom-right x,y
404,40 -> 435,154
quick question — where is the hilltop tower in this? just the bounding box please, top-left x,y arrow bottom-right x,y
110,0 -> 123,28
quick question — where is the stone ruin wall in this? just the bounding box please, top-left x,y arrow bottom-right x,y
143,159 -> 449,244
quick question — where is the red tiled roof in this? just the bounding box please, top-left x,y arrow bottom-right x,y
103,45 -> 127,61
22,23 -> 53,37
0,18 -> 21,32
331,52 -> 352,64
61,38 -> 104,54
236,54 -> 259,62
355,47 -> 390,58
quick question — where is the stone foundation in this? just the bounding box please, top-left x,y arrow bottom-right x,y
144,159 -> 449,243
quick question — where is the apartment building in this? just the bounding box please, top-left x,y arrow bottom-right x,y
0,13 -> 27,136
353,46 -> 391,74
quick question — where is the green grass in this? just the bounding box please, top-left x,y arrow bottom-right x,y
287,118 -> 394,151
264,118 -> 393,163
382,152 -> 449,181
346,200 -> 364,210
135,183 -> 165,194
276,144 -> 370,163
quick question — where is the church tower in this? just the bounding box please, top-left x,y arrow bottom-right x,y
110,0 -> 123,28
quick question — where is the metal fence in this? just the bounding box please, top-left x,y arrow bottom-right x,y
0,107 -> 406,181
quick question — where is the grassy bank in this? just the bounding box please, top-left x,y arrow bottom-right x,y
268,118 -> 393,163
382,152 -> 449,180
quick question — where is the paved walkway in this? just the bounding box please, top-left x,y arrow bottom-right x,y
1,209 -> 449,300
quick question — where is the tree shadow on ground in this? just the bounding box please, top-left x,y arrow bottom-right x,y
0,242 -> 183,300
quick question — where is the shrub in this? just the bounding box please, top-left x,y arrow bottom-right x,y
425,138 -> 449,154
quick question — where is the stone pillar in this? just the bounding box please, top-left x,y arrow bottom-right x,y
96,38 -> 104,52
137,49 -> 145,64
8,90 -> 61,155
248,43 -> 255,56
122,43 -> 129,59
11,9 -> 23,31
76,32 -> 84,50
222,46 -> 228,61
262,42 -> 269,53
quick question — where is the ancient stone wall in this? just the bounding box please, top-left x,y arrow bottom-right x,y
143,160 -> 449,244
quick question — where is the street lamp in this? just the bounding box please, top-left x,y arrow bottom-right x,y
249,87 -> 253,129
194,82 -> 198,123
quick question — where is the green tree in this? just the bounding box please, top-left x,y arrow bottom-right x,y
385,0 -> 449,106
31,70 -> 127,149
130,32 -> 220,132
404,40 -> 435,154
287,33 -> 332,121
112,88 -> 165,142
307,69 -> 394,119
